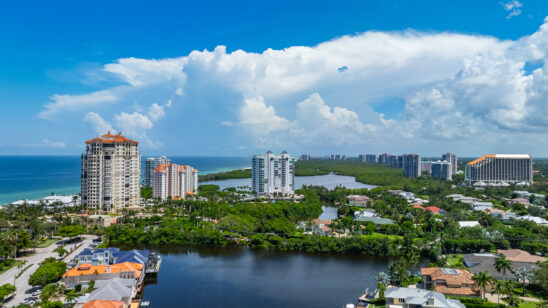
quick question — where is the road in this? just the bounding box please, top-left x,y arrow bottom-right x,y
0,235 -> 97,307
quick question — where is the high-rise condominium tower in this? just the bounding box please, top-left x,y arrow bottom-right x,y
145,156 -> 171,186
152,163 -> 198,200
252,151 -> 296,196
442,152 -> 458,174
465,154 -> 533,185
81,132 -> 141,213
403,154 -> 421,178
432,160 -> 452,181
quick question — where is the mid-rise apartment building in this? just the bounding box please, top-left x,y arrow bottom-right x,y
432,161 -> 452,181
300,154 -> 311,161
465,154 -> 533,185
252,151 -> 296,196
442,153 -> 458,174
152,163 -> 198,200
365,154 -> 378,163
81,132 -> 141,213
403,154 -> 421,178
330,154 -> 347,160
144,156 -> 170,186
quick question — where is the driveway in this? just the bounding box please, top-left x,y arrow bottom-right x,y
0,234 -> 97,307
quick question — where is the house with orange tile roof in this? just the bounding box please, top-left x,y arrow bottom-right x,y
79,300 -> 125,308
312,219 -> 332,236
497,249 -> 546,263
63,262 -> 144,288
421,267 -> 480,297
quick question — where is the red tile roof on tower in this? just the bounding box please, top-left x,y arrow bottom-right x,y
153,164 -> 170,172
85,131 -> 138,144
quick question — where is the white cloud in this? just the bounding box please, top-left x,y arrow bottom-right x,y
84,112 -> 114,135
38,90 -> 118,120
148,103 -> 165,121
501,0 -> 523,19
37,18 -> 548,154
27,139 -> 67,148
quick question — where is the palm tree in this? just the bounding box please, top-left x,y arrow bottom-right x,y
495,254 -> 513,281
473,271 -> 493,302
493,280 -> 505,305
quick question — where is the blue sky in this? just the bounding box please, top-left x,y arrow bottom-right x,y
1,0 -> 548,156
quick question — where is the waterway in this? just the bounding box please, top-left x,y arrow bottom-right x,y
200,173 -> 376,191
141,246 -> 393,308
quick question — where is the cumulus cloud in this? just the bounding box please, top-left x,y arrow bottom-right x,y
84,112 -> 114,135
36,18 -> 548,153
39,90 -> 118,120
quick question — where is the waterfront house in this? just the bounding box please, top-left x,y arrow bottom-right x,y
421,267 -> 480,297
347,195 -> 372,207
312,219 -> 332,236
413,205 -> 443,215
77,248 -> 149,266
384,287 -> 465,308
75,278 -> 136,307
462,253 -> 540,280
354,209 -> 377,218
79,300 -> 125,308
63,262 -> 144,288
497,249 -> 545,263
447,194 -> 476,205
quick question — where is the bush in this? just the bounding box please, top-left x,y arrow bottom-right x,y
28,258 -> 66,286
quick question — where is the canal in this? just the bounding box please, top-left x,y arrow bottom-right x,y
141,246 -> 394,308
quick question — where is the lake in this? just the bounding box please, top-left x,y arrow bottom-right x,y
200,173 -> 376,191
141,246 -> 392,308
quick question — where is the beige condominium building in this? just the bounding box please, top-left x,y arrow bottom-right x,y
152,163 -> 198,200
81,132 -> 141,213
465,154 -> 533,185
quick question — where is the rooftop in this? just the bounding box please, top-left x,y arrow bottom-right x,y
85,132 -> 138,144
497,249 -> 546,263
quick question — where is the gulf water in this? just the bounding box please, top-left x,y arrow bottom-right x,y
0,156 -> 250,204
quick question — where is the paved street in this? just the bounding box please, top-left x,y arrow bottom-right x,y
0,235 -> 96,307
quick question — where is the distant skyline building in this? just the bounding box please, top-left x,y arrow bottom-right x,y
81,132 -> 141,213
145,156 -> 170,187
432,160 -> 452,180
465,154 -> 533,185
358,154 -> 367,163
403,154 -> 421,178
364,154 -> 377,163
300,154 -> 311,161
330,154 -> 347,160
421,161 -> 433,174
442,152 -> 458,174
379,153 -> 389,164
152,163 -> 198,200
252,151 -> 296,195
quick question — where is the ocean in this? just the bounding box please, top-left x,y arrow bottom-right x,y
0,156 -> 250,204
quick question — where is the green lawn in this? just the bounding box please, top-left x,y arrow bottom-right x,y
361,233 -> 403,241
36,238 -> 58,248
518,301 -> 538,308
446,254 -> 465,268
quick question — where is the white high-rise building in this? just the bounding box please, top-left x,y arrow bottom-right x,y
81,132 -> 141,213
442,153 -> 458,174
145,156 -> 171,186
152,163 -> 198,200
252,151 -> 296,196
465,154 -> 533,185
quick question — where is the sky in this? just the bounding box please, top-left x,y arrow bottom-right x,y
2,0 -> 548,157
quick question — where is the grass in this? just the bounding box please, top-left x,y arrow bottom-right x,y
36,238 -> 58,248
446,254 -> 465,268
518,301 -> 538,308
360,233 -> 403,241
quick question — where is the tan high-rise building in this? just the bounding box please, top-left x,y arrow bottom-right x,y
152,163 -> 198,200
81,132 -> 141,213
